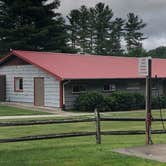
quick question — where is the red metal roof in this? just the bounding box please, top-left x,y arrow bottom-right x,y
1,50 -> 166,80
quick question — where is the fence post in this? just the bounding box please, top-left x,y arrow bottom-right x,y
95,108 -> 101,144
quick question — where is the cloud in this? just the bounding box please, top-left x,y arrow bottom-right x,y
143,36 -> 166,50
57,0 -> 166,50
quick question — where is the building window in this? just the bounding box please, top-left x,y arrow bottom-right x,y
103,84 -> 116,92
126,82 -> 140,90
14,77 -> 23,92
152,81 -> 157,90
72,85 -> 86,93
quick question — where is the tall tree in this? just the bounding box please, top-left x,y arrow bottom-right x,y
93,3 -> 113,55
67,4 -> 147,56
0,0 -> 68,54
67,9 -> 80,52
67,6 -> 92,54
67,3 -> 114,55
78,6 -> 90,53
124,13 -> 147,54
108,18 -> 124,55
88,8 -> 96,54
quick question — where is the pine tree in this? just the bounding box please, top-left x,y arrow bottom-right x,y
108,18 -> 124,55
67,3 -> 125,55
67,6 -> 92,54
0,0 -> 68,54
67,9 -> 80,52
87,8 -> 94,54
93,3 -> 113,55
124,13 -> 147,54
77,6 -> 90,53
67,4 -> 147,56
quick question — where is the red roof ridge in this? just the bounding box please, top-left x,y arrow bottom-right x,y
12,50 -> 95,57
12,50 -> 140,59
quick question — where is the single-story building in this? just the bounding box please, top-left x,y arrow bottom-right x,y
0,50 -> 166,110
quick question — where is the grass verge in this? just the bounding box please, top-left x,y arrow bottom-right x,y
0,110 -> 166,165
0,105 -> 51,116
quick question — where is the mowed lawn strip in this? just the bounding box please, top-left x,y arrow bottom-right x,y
0,110 -> 166,165
102,109 -> 166,118
0,105 -> 51,116
0,135 -> 166,166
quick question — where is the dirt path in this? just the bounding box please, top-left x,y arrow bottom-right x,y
114,144 -> 166,163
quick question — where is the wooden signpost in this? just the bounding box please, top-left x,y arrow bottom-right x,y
138,57 -> 153,145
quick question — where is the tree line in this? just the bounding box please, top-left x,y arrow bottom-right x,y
67,3 -> 146,56
0,0 -> 164,58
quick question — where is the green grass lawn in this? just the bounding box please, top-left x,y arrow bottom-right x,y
0,110 -> 166,166
0,105 -> 51,116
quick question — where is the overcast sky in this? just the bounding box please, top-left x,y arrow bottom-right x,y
57,0 -> 166,50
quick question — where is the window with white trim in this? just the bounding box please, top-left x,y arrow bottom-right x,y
103,84 -> 116,92
14,77 -> 23,92
72,85 -> 86,93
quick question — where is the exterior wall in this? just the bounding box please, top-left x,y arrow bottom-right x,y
64,79 -> 165,109
0,65 -> 60,108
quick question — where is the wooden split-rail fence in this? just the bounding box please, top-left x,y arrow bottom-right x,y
0,109 -> 166,144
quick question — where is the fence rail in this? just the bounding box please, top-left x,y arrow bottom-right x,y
0,109 -> 166,144
0,131 -> 96,143
101,117 -> 166,122
0,118 -> 165,127
0,130 -> 166,143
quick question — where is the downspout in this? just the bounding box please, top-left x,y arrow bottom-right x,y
60,81 -> 63,110
60,80 -> 71,110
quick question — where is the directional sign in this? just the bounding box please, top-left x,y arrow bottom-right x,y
138,57 -> 151,76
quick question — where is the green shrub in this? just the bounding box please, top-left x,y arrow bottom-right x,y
151,96 -> 160,109
160,96 -> 166,108
106,91 -> 145,111
74,92 -> 104,112
133,93 -> 145,110
102,96 -> 115,111
110,91 -> 135,111
74,91 -> 166,112
151,96 -> 166,109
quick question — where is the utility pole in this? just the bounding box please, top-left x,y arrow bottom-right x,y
145,58 -> 153,145
138,57 -> 152,145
